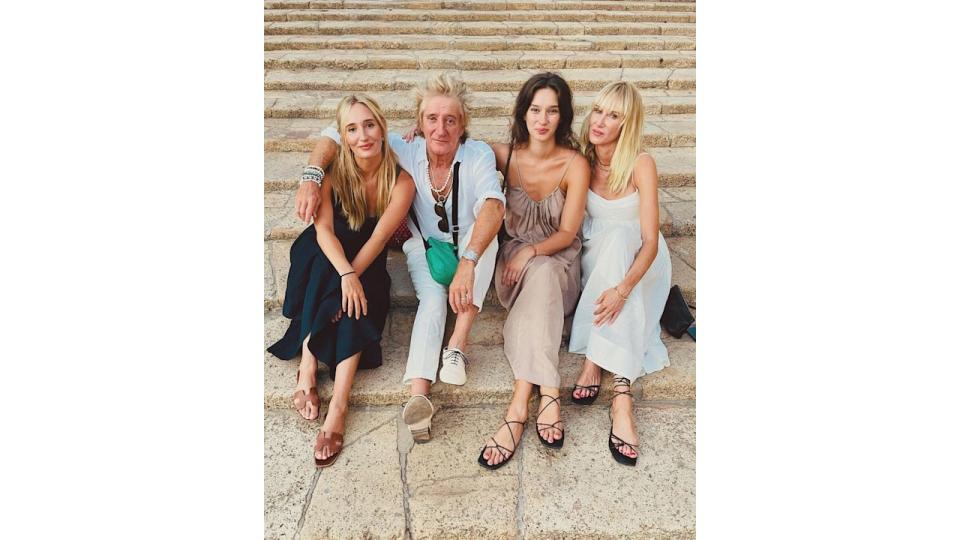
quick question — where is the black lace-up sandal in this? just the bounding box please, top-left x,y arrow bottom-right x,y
478,419 -> 525,470
535,394 -> 564,448
608,376 -> 639,466
571,382 -> 600,405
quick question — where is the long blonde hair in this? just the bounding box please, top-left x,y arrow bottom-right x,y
329,95 -> 399,230
579,81 -> 645,194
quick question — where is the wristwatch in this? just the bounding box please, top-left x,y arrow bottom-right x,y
460,248 -> 479,264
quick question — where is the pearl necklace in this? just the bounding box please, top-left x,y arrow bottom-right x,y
427,159 -> 454,201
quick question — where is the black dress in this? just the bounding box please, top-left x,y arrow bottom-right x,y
267,193 -> 391,380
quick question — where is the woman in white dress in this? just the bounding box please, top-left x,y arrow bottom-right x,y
567,81 -> 672,466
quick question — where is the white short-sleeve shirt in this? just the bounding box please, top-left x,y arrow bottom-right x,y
321,127 -> 506,244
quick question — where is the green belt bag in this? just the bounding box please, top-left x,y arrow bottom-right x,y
409,162 -> 460,286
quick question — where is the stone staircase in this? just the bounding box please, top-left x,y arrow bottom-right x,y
264,1 -> 696,538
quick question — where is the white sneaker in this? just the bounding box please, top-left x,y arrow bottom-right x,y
439,347 -> 468,386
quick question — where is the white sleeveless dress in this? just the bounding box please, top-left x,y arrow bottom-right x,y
568,189 -> 671,382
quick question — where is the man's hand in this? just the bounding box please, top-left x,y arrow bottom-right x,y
401,125 -> 421,143
448,260 -> 476,314
295,181 -> 322,223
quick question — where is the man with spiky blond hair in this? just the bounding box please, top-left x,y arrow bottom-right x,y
294,73 -> 505,443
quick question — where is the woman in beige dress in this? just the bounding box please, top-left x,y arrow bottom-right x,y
478,73 -> 590,469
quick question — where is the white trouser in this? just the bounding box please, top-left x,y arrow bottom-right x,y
401,224 -> 498,383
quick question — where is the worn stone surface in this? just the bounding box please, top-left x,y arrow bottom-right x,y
670,249 -> 696,305
638,339 -> 696,401
264,88 -> 687,118
264,34 -> 696,52
299,408 -> 407,540
405,406 -> 521,539
264,309 -> 297,405
666,235 -> 695,269
265,20 -> 695,37
268,239 -> 292,308
264,409 -> 320,540
264,67 -> 688,93
264,1 -> 698,13
265,241 -> 277,310
661,199 -> 696,236
267,8 -> 696,24
520,403 -> 695,539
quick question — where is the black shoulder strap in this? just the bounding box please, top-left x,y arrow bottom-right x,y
408,209 -> 430,250
452,162 -> 460,247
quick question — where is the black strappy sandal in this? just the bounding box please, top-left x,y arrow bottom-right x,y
535,394 -> 564,449
608,376 -> 639,466
478,419 -> 525,470
571,383 -> 600,405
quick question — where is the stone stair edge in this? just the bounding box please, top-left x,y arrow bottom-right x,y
264,1 -> 697,12
264,9 -> 696,24
263,68 -> 696,92
264,35 -> 697,53
265,93 -> 696,118
264,20 -> 697,38
263,50 -> 695,71
264,34 -> 696,52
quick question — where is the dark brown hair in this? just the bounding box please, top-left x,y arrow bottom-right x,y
509,72 -> 578,149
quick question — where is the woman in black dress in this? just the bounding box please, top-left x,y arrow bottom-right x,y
268,95 -> 415,467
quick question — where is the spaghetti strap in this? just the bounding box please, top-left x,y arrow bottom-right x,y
514,149 -> 577,202
555,151 -> 578,189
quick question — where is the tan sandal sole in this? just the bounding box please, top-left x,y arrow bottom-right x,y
403,397 -> 434,443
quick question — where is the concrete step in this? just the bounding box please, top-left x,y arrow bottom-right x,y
264,147 -> 694,191
265,20 -> 696,37
264,234 -> 697,311
265,402 -> 694,538
265,8 -> 696,23
264,48 -> 695,71
264,113 -> 696,151
264,67 -> 695,92
264,1 -> 698,13
265,33 -> 695,52
264,306 -> 697,408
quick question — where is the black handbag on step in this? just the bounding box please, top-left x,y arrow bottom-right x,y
660,285 -> 695,339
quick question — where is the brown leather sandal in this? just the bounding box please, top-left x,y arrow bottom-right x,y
293,370 -> 321,420
314,430 -> 344,468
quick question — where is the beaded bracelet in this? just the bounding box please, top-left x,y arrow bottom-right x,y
300,165 -> 324,186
